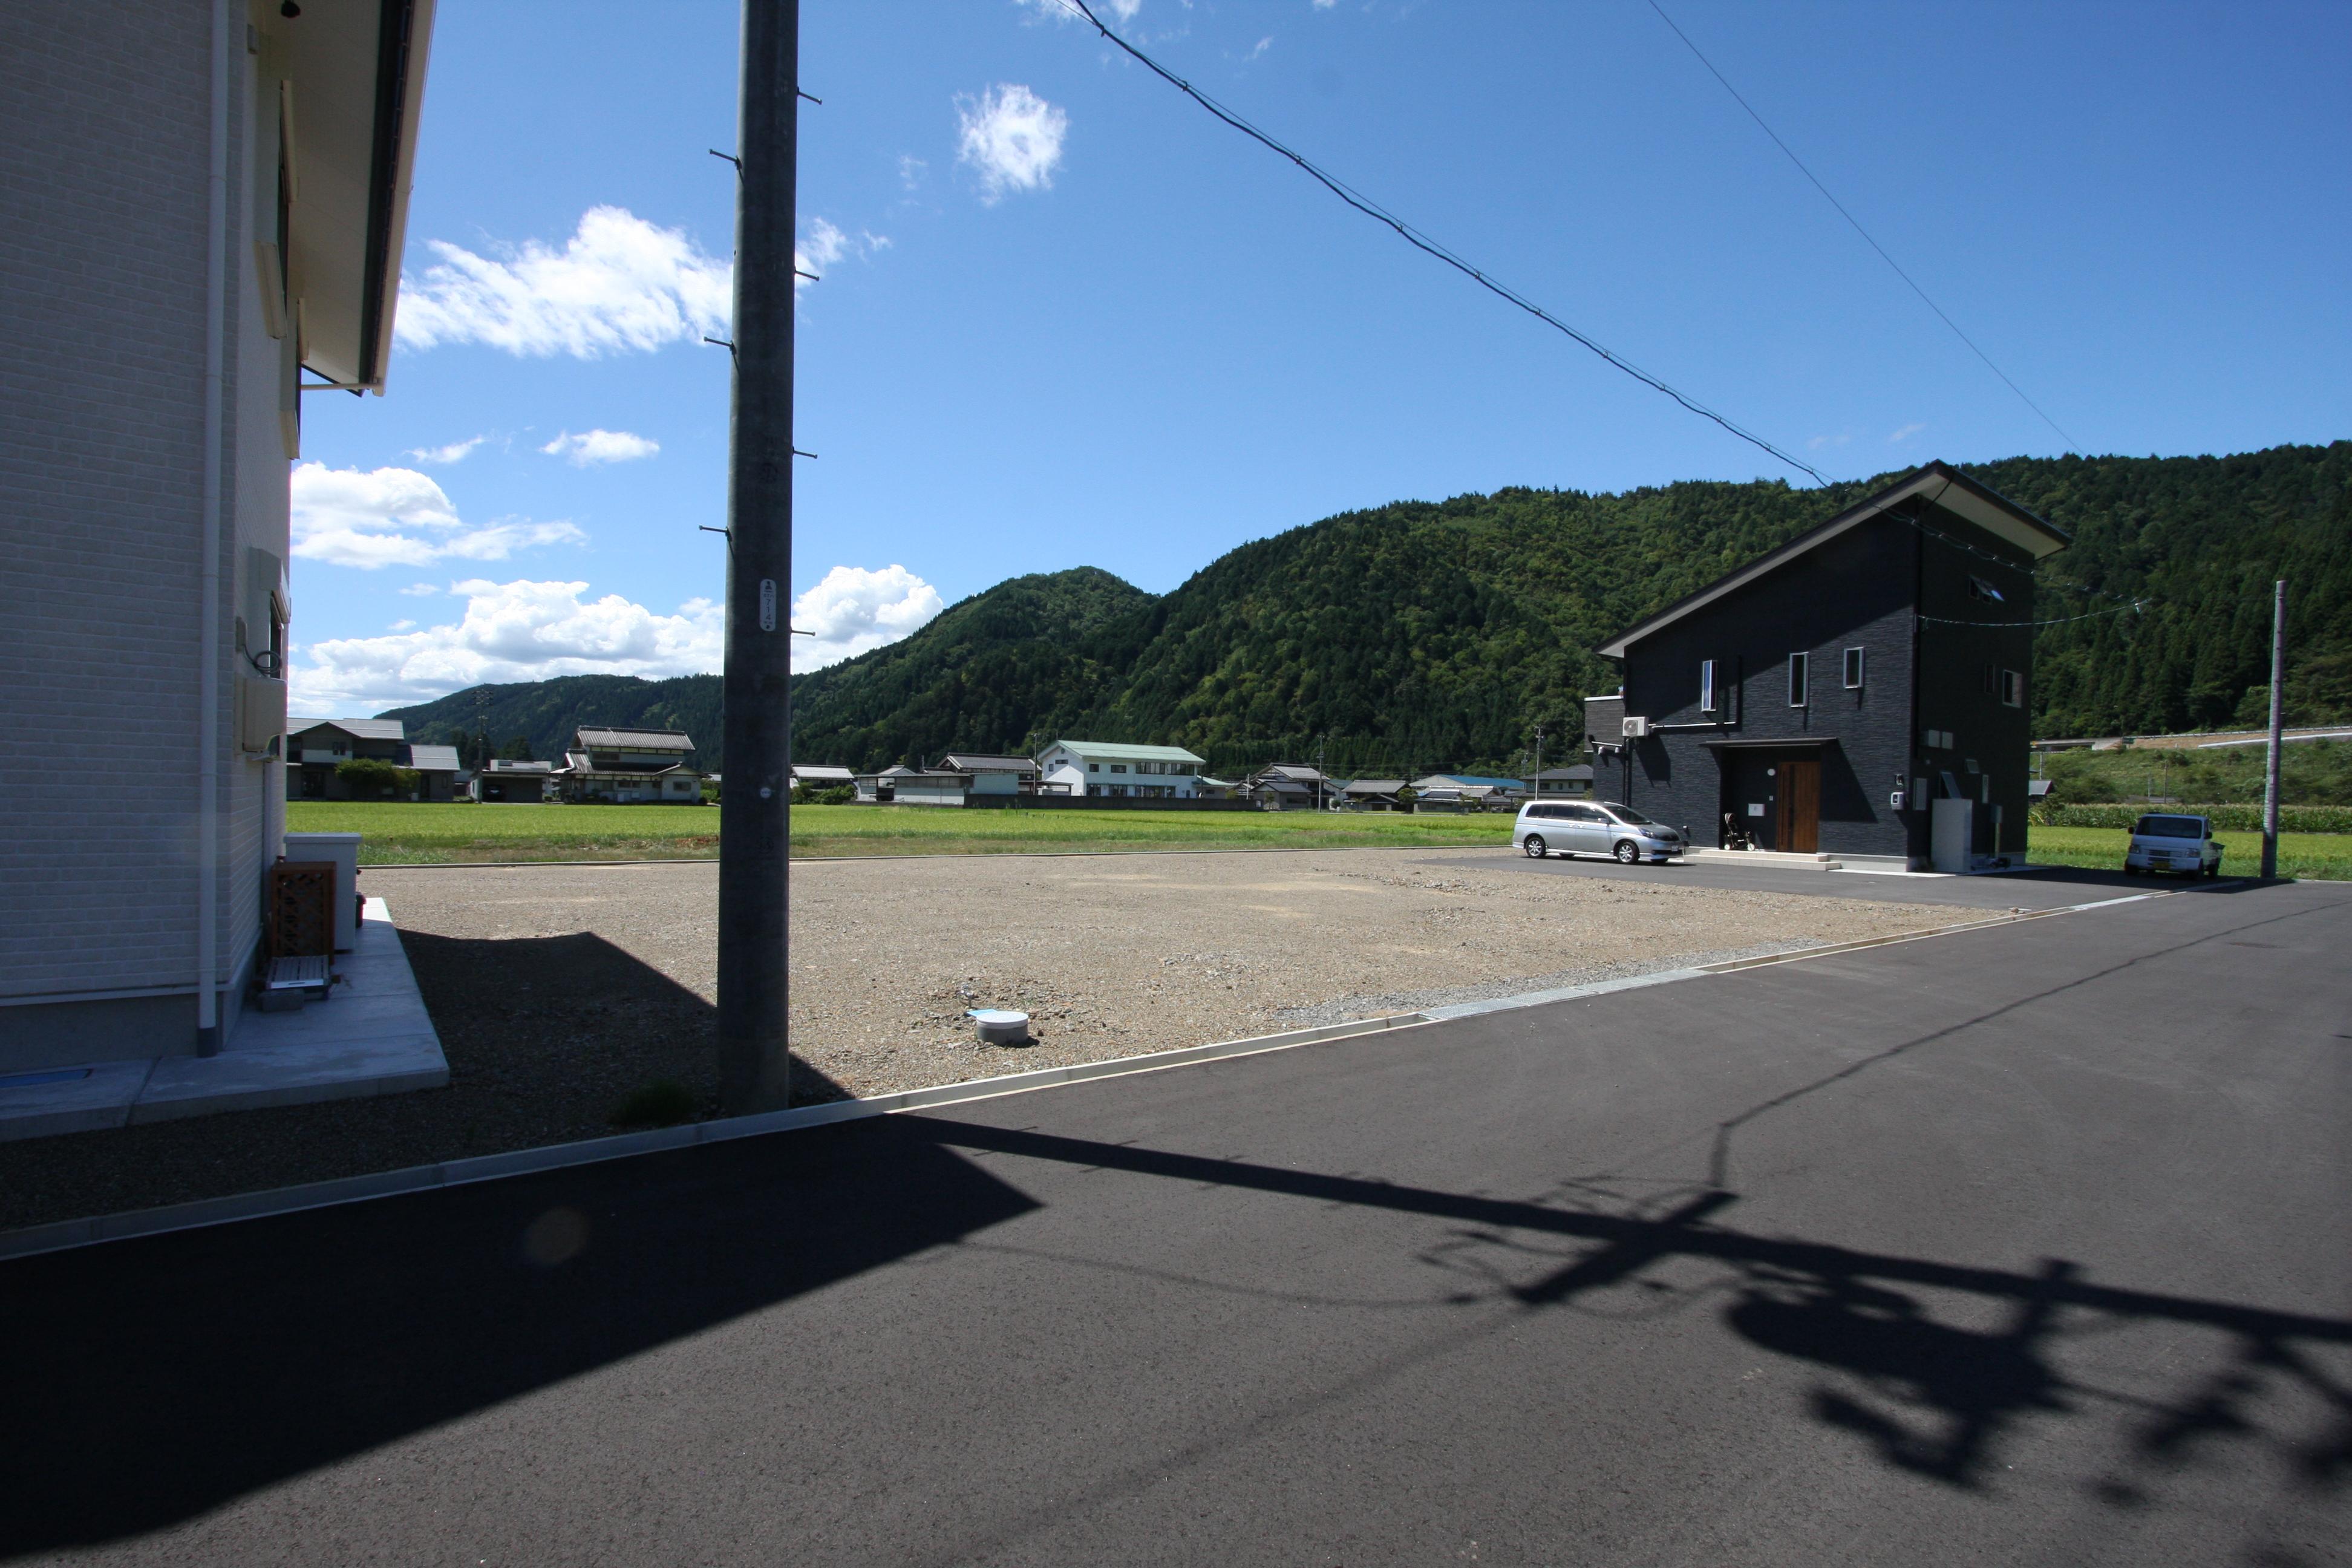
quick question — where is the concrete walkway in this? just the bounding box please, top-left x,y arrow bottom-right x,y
0,898 -> 447,1140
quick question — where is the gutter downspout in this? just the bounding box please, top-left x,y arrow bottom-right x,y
196,0 -> 232,1055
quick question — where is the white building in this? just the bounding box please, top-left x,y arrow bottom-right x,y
855,765 -> 970,806
1035,741 -> 1209,800
1,2 -> 436,1070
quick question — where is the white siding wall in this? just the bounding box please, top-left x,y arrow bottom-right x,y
0,2 -> 283,1065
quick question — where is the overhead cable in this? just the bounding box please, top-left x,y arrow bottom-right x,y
1057,0 -> 1829,486
1645,0 -> 2082,452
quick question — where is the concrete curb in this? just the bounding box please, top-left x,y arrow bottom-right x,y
0,885 -> 2189,1263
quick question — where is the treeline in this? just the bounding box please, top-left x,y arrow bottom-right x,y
381,443 -> 2351,776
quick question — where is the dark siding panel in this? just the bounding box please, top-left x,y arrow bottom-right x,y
1913,503 -> 2039,854
1616,515 -> 1919,860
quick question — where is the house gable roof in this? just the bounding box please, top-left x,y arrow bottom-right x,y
1595,462 -> 2068,659
576,727 -> 694,751
937,753 -> 1038,771
290,716 -> 406,743
407,744 -> 460,772
1045,740 -> 1206,765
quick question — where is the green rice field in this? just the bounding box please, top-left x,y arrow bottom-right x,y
2021,824 -> 2352,881
285,802 -> 2352,877
287,801 -> 1517,864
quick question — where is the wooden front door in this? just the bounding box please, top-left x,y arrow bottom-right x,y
1777,757 -> 1820,853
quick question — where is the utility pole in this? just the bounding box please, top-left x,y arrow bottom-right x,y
1532,720 -> 1545,799
716,0 -> 797,1112
2262,578 -> 2285,879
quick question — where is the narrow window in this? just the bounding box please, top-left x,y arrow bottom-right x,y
1699,659 -> 1717,713
2000,669 -> 2023,707
1788,652 -> 1808,708
1843,647 -> 1865,690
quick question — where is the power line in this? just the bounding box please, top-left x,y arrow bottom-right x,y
1057,0 -> 1828,486
1644,0 -> 2081,452
1918,601 -> 2146,629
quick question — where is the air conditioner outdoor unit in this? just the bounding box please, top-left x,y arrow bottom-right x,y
1621,716 -> 1651,739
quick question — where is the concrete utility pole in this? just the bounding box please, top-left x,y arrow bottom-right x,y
716,0 -> 798,1112
1532,721 -> 1545,798
2261,578 -> 2285,880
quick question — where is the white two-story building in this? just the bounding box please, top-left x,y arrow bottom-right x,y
1035,741 -> 1209,800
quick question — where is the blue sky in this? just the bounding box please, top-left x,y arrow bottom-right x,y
292,0 -> 2351,716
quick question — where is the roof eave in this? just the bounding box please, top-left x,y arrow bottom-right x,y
1594,462 -> 2067,659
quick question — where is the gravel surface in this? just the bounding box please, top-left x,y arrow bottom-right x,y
0,850 -> 1973,1232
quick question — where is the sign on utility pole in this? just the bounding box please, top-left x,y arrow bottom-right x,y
2261,579 -> 2285,880
717,0 -> 797,1112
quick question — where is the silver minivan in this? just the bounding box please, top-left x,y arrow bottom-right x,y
1515,800 -> 1686,864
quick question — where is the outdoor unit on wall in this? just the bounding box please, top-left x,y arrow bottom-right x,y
1621,716 -> 1651,739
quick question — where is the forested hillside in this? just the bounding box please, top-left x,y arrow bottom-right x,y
380,443 -> 2350,777
387,673 -> 722,771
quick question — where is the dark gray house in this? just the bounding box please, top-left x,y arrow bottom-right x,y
1588,462 -> 2068,871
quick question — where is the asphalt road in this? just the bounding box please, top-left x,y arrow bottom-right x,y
4,878 -> 2345,1566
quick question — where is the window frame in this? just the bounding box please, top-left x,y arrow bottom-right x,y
1788,651 -> 1809,708
1699,658 -> 1717,714
1843,646 -> 1864,690
1999,668 -> 2024,708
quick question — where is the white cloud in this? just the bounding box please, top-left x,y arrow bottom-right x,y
1248,36 -> 1273,60
1889,422 -> 1927,445
898,154 -> 928,191
289,579 -> 727,714
399,581 -> 440,596
791,564 -> 946,672
290,463 -> 586,570
540,428 -> 660,467
956,84 -> 1068,204
405,436 -> 484,465
1807,430 -> 1854,451
1313,0 -> 1336,9
388,619 -> 416,632
396,206 -> 734,358
1016,0 -> 1140,22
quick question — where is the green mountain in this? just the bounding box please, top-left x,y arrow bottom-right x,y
381,442 -> 2352,777
386,673 -> 722,773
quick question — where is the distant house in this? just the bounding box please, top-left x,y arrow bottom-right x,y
792,765 -> 857,791
1334,779 -> 1408,810
856,764 -> 970,806
1593,460 -> 2067,869
1413,773 -> 1525,802
936,753 -> 1041,796
473,759 -> 555,803
1527,765 -> 1594,799
1036,740 -> 1207,800
407,745 -> 461,802
1247,765 -> 1330,809
285,719 -> 458,801
558,727 -> 704,804
1249,777 -> 1318,810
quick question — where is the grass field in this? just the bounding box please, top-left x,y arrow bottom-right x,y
287,802 -> 2352,878
289,801 -> 1516,863
2023,824 -> 2352,881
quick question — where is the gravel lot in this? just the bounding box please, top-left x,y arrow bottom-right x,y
1,849 -> 1974,1231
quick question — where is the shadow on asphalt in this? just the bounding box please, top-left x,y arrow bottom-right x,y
2,891 -> 2345,1555
0,1118 -> 1040,1557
